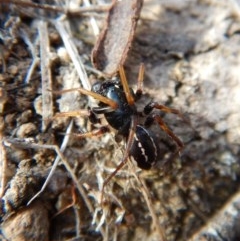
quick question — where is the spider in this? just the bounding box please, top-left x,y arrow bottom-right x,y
55,64 -> 184,192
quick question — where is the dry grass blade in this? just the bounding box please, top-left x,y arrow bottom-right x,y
18,27 -> 39,84
1,0 -> 240,240
26,120 -> 74,205
54,19 -> 91,90
38,20 -> 53,131
3,135 -> 106,238
129,162 -> 167,241
83,0 -> 100,36
1,0 -> 110,17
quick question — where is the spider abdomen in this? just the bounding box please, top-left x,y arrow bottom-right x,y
130,125 -> 159,170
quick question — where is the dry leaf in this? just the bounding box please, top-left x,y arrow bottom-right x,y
92,0 -> 143,76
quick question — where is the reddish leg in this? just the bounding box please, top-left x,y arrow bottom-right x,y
52,184 -> 77,218
119,64 -> 145,103
145,114 -> 184,152
119,66 -> 135,105
53,109 -> 90,119
136,63 -> 145,98
144,102 -> 196,137
101,116 -> 138,202
53,87 -> 118,109
52,108 -> 110,140
144,102 -> 187,122
71,126 -> 110,139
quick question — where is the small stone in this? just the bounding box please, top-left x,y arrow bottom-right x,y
1,201 -> 49,241
8,65 -> 18,75
34,96 -> 42,116
16,123 -> 37,138
57,47 -> 70,63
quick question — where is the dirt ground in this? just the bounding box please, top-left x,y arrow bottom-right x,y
1,0 -> 240,241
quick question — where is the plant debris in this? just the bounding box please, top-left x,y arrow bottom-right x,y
92,0 -> 143,76
0,0 -> 240,241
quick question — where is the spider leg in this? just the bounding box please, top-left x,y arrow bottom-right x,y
53,107 -> 112,137
144,102 -> 187,122
71,126 -> 110,139
119,66 -> 135,106
53,109 -> 90,118
145,114 -> 184,152
53,87 -> 118,109
52,109 -> 100,124
101,116 -> 137,202
144,101 -> 197,138
135,63 -> 145,99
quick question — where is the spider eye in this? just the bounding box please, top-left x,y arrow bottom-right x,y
91,82 -> 102,93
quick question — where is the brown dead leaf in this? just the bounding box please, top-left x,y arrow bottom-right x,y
91,0 -> 143,77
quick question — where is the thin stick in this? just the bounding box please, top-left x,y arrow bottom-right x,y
1,0 -> 110,16
15,25 -> 39,84
38,20 -> 53,131
27,120 -> 74,205
83,0 -> 100,36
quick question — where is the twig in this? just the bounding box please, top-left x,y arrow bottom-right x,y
18,27 -> 39,83
27,120 -> 74,205
1,0 -> 110,16
83,0 -> 100,36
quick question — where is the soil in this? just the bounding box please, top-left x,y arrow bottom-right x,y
0,0 -> 240,241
